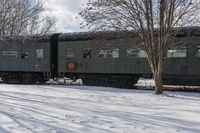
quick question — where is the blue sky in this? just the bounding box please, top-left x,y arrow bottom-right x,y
45,0 -> 88,33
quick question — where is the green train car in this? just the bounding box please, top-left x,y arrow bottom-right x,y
57,32 -> 200,87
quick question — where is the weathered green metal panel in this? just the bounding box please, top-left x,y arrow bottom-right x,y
58,39 -> 151,74
58,37 -> 200,79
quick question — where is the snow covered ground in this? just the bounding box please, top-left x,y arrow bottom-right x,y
0,84 -> 200,133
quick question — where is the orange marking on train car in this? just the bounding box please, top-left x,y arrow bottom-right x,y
68,63 -> 76,70
34,64 -> 41,68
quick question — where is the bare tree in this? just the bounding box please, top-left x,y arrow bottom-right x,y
79,0 -> 200,94
0,0 -> 56,36
27,13 -> 57,35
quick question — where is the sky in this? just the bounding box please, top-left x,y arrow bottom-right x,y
44,0 -> 88,33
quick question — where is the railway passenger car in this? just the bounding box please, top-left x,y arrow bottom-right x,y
0,35 -> 58,83
57,32 -> 200,87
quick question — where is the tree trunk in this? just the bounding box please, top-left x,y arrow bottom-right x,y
154,72 -> 164,94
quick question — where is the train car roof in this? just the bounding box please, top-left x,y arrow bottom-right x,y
0,34 -> 52,44
1,27 -> 200,43
59,31 -> 134,41
59,27 -> 200,41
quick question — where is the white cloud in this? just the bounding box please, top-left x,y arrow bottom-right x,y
44,0 -> 88,33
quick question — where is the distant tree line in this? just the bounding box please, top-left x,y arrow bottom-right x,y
0,0 -> 56,36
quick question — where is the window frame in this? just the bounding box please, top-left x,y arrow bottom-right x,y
83,48 -> 92,59
126,48 -> 147,58
36,49 -> 44,59
2,49 -> 18,58
21,49 -> 29,59
97,47 -> 120,59
167,47 -> 187,58
66,48 -> 75,59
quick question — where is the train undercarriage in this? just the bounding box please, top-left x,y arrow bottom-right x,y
0,72 -> 48,84
1,72 -> 200,88
65,73 -> 140,88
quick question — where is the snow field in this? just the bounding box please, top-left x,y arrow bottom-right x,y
0,84 -> 200,133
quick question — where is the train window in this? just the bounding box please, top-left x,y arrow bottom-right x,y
197,46 -> 200,57
167,47 -> 187,58
97,48 -> 119,58
36,49 -> 44,59
138,50 -> 147,58
83,48 -> 92,58
21,49 -> 29,59
66,48 -> 75,58
127,49 -> 138,58
127,49 -> 147,58
112,49 -> 119,58
2,50 -> 18,58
